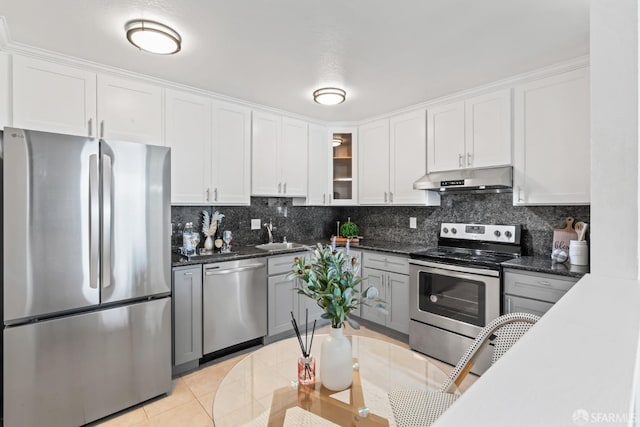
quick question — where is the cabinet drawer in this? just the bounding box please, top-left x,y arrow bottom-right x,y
504,269 -> 578,303
268,252 -> 305,276
504,295 -> 554,317
363,251 -> 409,275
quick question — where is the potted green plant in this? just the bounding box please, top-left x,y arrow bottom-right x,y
339,220 -> 359,239
290,243 -> 385,390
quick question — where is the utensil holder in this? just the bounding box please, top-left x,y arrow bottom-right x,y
569,240 -> 589,266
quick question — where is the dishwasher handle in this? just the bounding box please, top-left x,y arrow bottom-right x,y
205,263 -> 266,276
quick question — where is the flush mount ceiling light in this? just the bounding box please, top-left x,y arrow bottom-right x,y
126,20 -> 181,55
313,87 -> 346,105
332,137 -> 342,147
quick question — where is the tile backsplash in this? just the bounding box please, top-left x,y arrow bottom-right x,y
171,197 -> 338,249
338,193 -> 590,256
172,193 -> 590,256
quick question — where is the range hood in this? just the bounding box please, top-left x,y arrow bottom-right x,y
413,166 -> 513,194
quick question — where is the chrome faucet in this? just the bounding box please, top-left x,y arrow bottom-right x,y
265,220 -> 274,243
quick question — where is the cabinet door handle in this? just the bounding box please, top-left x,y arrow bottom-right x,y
283,182 -> 287,194
517,186 -> 524,202
206,188 -> 210,202
458,154 -> 463,167
507,297 -> 511,313
537,281 -> 551,286
214,188 -> 218,201
184,272 -> 193,276
467,153 -> 472,167
389,192 -> 393,203
278,182 -> 282,194
100,120 -> 105,138
323,193 -> 326,205
88,118 -> 93,137
384,192 -> 388,203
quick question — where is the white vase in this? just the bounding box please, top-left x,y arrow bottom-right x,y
204,235 -> 214,250
320,326 -> 353,391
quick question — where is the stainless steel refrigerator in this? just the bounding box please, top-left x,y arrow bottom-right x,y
2,127 -> 172,426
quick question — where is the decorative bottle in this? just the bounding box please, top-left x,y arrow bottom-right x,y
214,221 -> 224,252
182,222 -> 194,255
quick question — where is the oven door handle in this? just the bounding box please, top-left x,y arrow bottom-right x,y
410,260 -> 500,278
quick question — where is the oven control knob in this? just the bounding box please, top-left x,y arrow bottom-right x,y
430,295 -> 438,303
442,227 -> 449,234
450,227 -> 457,234
505,230 -> 513,239
494,230 -> 501,238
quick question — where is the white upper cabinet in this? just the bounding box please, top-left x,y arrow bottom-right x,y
13,55 -> 97,136
307,123 -> 330,205
280,117 -> 308,197
211,101 -> 251,205
513,67 -> 590,205
165,89 -> 211,204
464,89 -> 512,168
252,110 -> 281,195
427,89 -> 511,172
390,110 -> 440,205
359,112 -> 439,206
358,119 -> 389,204
427,101 -> 465,172
251,111 -> 308,197
97,74 -> 163,145
329,128 -> 358,205
12,55 -> 163,145
165,90 -> 251,205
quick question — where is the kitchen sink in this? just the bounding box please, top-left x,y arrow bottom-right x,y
255,242 -> 307,251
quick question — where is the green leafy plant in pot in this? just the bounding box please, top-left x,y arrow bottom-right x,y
290,243 -> 384,328
339,220 -> 359,239
290,243 -> 385,390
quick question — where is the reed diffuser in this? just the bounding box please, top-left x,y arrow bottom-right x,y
291,309 -> 316,385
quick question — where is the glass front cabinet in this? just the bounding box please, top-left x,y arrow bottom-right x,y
329,128 -> 358,205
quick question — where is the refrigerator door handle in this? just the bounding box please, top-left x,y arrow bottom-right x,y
89,154 -> 100,289
102,154 -> 113,289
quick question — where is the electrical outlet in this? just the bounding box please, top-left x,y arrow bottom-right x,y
409,217 -> 417,229
251,219 -> 261,230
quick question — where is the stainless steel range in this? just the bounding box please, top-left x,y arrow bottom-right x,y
409,223 -> 522,374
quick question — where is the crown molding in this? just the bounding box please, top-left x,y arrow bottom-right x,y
0,16 -> 329,126
359,55 -> 590,126
0,16 -> 588,129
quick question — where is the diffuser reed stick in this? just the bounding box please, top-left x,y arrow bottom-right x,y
291,310 -> 316,383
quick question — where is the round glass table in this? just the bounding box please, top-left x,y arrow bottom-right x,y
212,335 -> 456,427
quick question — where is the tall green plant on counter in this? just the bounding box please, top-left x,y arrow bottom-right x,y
290,244 -> 386,329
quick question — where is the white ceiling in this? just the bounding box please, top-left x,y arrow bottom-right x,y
0,0 -> 589,122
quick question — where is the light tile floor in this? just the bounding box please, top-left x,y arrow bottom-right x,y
92,324 -> 477,427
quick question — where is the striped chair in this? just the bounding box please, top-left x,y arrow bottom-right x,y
389,313 -> 540,426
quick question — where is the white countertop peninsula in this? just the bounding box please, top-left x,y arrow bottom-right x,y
433,273 -> 640,427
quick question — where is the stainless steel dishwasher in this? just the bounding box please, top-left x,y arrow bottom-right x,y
202,259 -> 268,354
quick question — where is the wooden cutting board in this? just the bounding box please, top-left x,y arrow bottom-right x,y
331,236 -> 360,246
553,217 -> 578,252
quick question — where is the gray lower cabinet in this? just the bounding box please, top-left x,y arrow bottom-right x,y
503,268 -> 579,317
360,251 -> 410,334
267,252 -> 324,337
172,265 -> 203,367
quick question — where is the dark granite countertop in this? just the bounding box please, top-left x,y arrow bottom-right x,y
501,256 -> 589,279
172,239 -> 431,267
171,245 -> 310,267
342,239 -> 430,255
